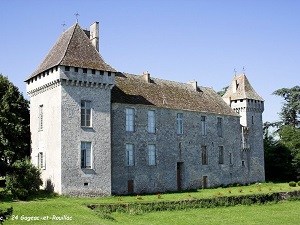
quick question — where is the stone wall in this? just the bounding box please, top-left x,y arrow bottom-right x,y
111,103 -> 248,195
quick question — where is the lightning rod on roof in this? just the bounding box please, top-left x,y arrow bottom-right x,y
74,11 -> 80,23
242,66 -> 245,74
234,68 -> 237,76
62,21 -> 67,31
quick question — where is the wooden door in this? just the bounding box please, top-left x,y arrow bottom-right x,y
203,176 -> 207,189
128,180 -> 134,194
177,162 -> 183,191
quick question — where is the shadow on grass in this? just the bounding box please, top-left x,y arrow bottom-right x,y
0,190 -> 59,203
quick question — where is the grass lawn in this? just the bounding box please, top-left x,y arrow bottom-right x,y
0,182 -> 299,225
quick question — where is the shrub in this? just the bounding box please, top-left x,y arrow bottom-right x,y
5,159 -> 42,200
289,181 -> 296,187
0,207 -> 13,224
298,181 -> 300,187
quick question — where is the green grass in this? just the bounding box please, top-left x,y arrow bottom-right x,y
0,182 -> 299,225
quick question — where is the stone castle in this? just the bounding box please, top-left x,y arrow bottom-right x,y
25,21 -> 265,196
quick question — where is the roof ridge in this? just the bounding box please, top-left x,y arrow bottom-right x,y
57,23 -> 77,66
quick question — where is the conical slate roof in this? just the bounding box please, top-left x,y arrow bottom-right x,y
26,23 -> 116,80
223,74 -> 264,101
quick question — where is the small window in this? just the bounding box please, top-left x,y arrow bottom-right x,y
177,113 -> 183,134
252,116 -> 254,124
202,145 -> 208,165
38,152 -> 46,169
75,67 -> 79,72
217,117 -> 223,137
148,144 -> 156,166
201,116 -> 207,136
126,144 -> 134,166
229,152 -> 233,165
148,110 -> 156,133
242,160 -> 245,167
126,108 -> 135,132
39,105 -> 43,131
108,71 -> 111,76
218,146 -> 224,164
81,142 -> 92,169
65,66 -> 70,71
100,70 -> 104,75
81,101 -> 92,127
92,69 -> 96,74
83,68 -> 87,73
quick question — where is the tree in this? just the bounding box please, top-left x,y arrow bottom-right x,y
0,74 -> 30,176
217,86 -> 229,97
273,86 -> 300,128
5,159 -> 42,200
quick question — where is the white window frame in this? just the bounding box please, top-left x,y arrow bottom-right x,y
126,108 -> 135,132
201,116 -> 207,136
148,144 -> 156,166
126,143 -> 134,166
81,142 -> 92,169
38,152 -> 46,170
39,105 -> 43,130
81,100 -> 92,127
147,110 -> 156,133
177,113 -> 183,134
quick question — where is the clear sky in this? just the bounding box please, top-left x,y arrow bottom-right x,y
0,0 -> 299,123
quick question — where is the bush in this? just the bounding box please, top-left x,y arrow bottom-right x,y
0,207 -> 13,224
289,181 -> 297,187
5,159 -> 42,200
298,181 -> 300,187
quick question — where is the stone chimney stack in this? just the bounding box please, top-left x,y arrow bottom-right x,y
142,71 -> 151,83
90,21 -> 99,52
187,80 -> 198,91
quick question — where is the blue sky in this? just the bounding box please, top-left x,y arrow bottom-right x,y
0,0 -> 299,123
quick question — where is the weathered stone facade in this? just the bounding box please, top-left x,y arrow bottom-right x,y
26,21 -> 265,196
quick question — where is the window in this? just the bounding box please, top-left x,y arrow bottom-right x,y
83,68 -> 87,73
81,142 -> 92,169
148,110 -> 156,133
148,144 -> 156,166
75,67 -> 78,72
126,108 -> 134,132
217,117 -> 223,137
229,152 -> 233,165
201,116 -> 206,136
92,69 -> 96,74
242,160 -> 245,167
39,105 -> 43,130
81,101 -> 91,127
100,70 -> 104,75
202,145 -> 208,165
177,113 -> 183,134
218,146 -> 224,164
38,152 -> 46,169
65,66 -> 70,71
126,144 -> 134,166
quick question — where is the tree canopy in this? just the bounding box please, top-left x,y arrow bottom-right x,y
0,74 -> 30,176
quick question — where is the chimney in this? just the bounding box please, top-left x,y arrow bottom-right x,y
142,71 -> 151,83
187,80 -> 198,91
90,21 -> 99,52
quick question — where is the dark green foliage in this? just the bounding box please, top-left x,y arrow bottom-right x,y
298,181 -> 300,186
217,86 -> 229,97
263,130 -> 296,181
273,86 -> 300,128
0,74 -> 30,176
5,159 -> 42,200
289,181 -> 296,187
0,207 -> 13,224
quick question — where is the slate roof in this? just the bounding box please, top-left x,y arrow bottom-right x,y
222,74 -> 264,101
112,73 -> 239,117
26,23 -> 116,81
